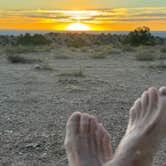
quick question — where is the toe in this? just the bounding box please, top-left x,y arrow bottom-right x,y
80,113 -> 91,135
65,112 -> 81,148
141,91 -> 149,114
89,116 -> 98,153
98,124 -> 112,162
128,107 -> 135,128
66,112 -> 81,134
159,86 -> 166,96
96,124 -> 105,158
102,130 -> 112,161
129,105 -> 137,124
89,116 -> 98,134
148,87 -> 159,110
134,98 -> 142,119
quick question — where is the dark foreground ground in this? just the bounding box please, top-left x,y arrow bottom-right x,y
0,47 -> 166,166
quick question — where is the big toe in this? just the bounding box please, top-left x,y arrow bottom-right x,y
66,112 -> 81,134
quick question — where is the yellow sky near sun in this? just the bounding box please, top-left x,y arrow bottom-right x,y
0,7 -> 166,31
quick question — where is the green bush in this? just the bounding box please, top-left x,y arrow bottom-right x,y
125,26 -> 156,46
17,33 -> 51,46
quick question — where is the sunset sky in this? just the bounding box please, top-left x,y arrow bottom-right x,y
0,0 -> 166,31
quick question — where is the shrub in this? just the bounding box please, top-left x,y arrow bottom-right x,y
104,44 -> 112,53
90,52 -> 107,59
17,33 -> 51,46
7,54 -> 35,63
125,26 -> 156,46
6,48 -> 41,64
136,49 -> 156,61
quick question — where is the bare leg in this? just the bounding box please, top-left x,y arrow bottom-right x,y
105,87 -> 166,166
64,112 -> 112,166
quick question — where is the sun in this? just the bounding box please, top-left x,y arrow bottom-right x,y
66,22 -> 90,31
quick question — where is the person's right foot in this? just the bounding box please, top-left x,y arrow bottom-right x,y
105,87 -> 166,166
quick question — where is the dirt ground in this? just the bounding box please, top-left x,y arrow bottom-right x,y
0,47 -> 166,166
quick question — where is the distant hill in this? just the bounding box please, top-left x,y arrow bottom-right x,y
0,30 -> 166,38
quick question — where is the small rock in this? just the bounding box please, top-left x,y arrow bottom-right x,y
33,64 -> 41,70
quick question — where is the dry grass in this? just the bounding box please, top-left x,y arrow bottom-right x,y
122,45 -> 135,52
103,44 -> 112,54
6,45 -> 45,64
135,48 -> 157,61
90,45 -> 121,58
5,45 -> 51,54
53,48 -> 72,59
90,51 -> 107,59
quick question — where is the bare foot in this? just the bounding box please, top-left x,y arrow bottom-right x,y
64,112 -> 112,166
105,87 -> 166,166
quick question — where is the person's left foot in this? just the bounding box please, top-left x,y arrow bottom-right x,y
64,112 -> 112,166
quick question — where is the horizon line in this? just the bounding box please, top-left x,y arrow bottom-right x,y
0,29 -> 166,32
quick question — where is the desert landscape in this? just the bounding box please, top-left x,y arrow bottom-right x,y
0,30 -> 166,166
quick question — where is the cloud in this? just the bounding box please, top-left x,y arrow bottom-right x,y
0,7 -> 166,24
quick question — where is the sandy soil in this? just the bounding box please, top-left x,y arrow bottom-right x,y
0,47 -> 166,166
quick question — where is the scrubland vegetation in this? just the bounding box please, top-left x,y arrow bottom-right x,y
0,27 -> 164,49
0,26 -> 165,71
0,26 -> 165,74
1,26 -> 165,72
1,26 -> 165,48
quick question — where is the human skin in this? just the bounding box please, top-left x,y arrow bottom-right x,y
65,87 -> 166,166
